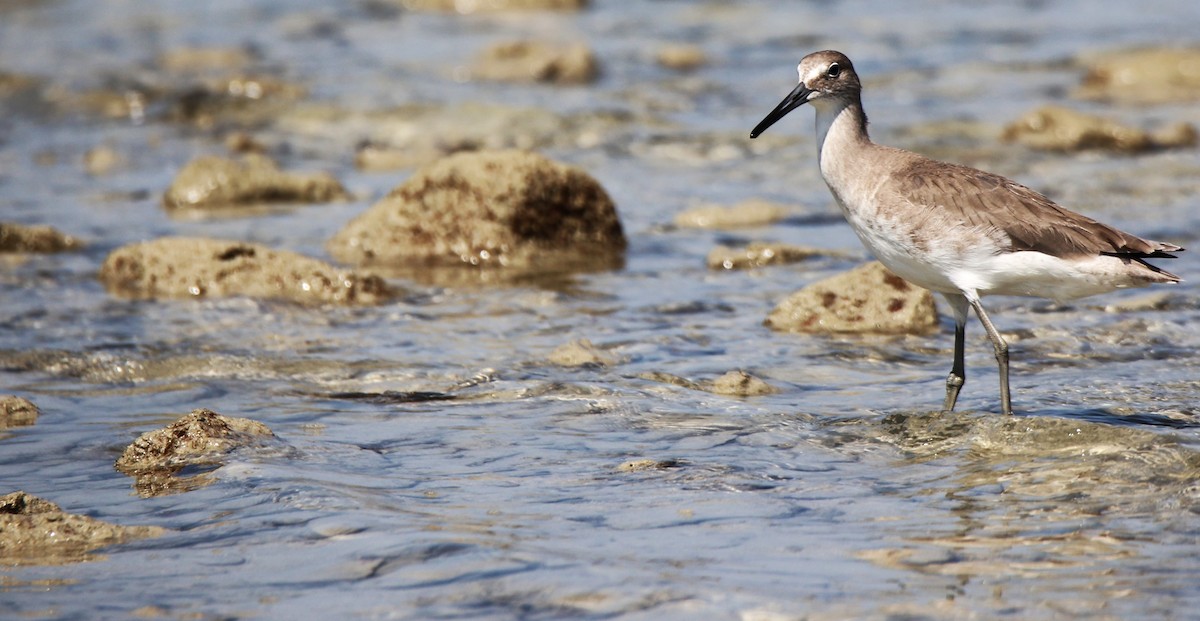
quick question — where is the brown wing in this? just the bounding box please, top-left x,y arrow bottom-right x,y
895,157 -> 1181,260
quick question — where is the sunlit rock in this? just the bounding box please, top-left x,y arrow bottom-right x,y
0,222 -> 82,253
0,491 -> 164,566
1075,48 -> 1200,104
162,154 -> 349,210
766,261 -> 939,335
471,40 -> 599,85
1003,105 -> 1196,153
115,408 -> 280,497
100,237 -> 393,306
673,199 -> 791,229
329,149 -> 625,278
0,395 -> 38,429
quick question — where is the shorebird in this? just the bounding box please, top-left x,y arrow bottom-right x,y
750,50 -> 1183,415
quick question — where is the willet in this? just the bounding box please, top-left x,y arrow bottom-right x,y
750,50 -> 1183,415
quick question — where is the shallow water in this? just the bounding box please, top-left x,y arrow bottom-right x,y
3,0 -> 1200,619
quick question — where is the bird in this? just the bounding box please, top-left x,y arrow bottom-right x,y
749,50 -> 1183,415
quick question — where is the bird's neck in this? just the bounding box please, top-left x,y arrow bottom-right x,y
814,98 -> 871,168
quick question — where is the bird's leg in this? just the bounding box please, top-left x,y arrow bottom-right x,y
967,296 -> 1012,415
941,294 -> 970,412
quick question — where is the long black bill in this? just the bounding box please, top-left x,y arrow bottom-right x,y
750,83 -> 813,139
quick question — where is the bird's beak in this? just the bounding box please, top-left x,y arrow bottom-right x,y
750,83 -> 813,138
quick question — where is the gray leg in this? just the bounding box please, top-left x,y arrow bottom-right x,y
966,295 -> 1012,415
941,293 -> 969,412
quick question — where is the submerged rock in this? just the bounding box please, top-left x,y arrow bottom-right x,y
397,0 -> 587,12
162,154 -> 349,210
707,242 -> 829,270
704,370 -> 778,396
673,199 -> 791,229
472,40 -> 599,85
766,261 -> 939,334
1075,48 -> 1200,104
548,338 -> 619,367
1003,105 -> 1196,153
100,237 -> 392,306
0,222 -> 82,253
0,395 -> 38,429
656,44 -> 709,72
116,408 -> 279,497
0,491 -> 165,566
328,149 -> 625,276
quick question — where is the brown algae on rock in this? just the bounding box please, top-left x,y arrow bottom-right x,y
328,149 -> 625,275
0,491 -> 165,566
1003,105 -> 1196,153
100,237 -> 392,306
766,261 -> 939,335
162,154 -> 349,210
0,222 -> 82,253
116,408 -> 279,497
472,40 -> 599,85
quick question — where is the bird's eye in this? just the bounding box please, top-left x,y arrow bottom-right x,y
827,63 -> 841,78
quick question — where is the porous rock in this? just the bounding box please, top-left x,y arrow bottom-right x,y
0,222 -> 82,253
472,40 -> 598,85
0,491 -> 165,566
115,408 -> 275,475
703,370 -> 778,396
656,44 -> 708,72
397,0 -> 587,13
707,242 -> 827,270
766,261 -> 939,334
1075,48 -> 1200,104
162,154 -> 348,210
0,395 -> 38,429
674,199 -> 790,229
328,149 -> 625,274
1002,105 -> 1196,153
100,237 -> 392,306
548,338 -> 618,367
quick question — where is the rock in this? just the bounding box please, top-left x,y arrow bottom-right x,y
0,222 -> 82,253
99,237 -> 393,306
707,242 -> 828,270
328,149 -> 625,275
157,46 -> 256,73
0,491 -> 165,566
0,395 -> 38,429
617,459 -> 679,472
83,145 -> 121,175
162,154 -> 349,210
548,338 -> 618,367
1002,105 -> 1196,153
1075,48 -> 1200,104
673,199 -> 790,229
656,44 -> 708,72
116,408 -> 275,474
115,409 -> 278,497
471,40 -> 599,85
397,0 -> 587,13
766,261 -> 939,335
354,143 -> 439,171
703,370 -> 778,396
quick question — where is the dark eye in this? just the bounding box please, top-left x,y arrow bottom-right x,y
827,63 -> 841,78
